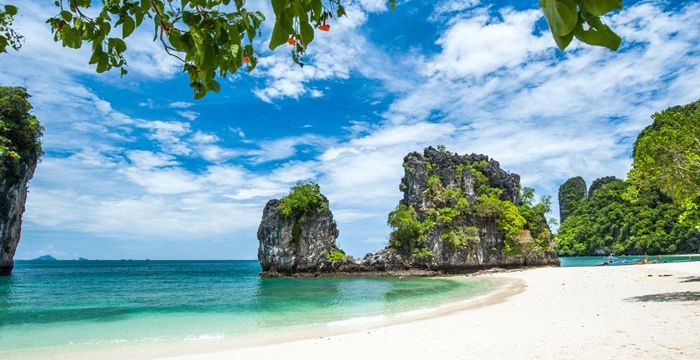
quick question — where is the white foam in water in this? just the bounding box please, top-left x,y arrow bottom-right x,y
184,333 -> 225,341
327,315 -> 388,327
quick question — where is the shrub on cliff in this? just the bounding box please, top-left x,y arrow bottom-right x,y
0,86 -> 43,182
278,182 -> 328,218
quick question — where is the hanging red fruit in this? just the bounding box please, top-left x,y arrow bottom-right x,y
319,24 -> 331,32
242,56 -> 250,63
288,37 -> 296,45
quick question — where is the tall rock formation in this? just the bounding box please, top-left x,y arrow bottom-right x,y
257,183 -> 346,276
381,146 -> 559,270
558,176 -> 587,223
0,86 -> 42,275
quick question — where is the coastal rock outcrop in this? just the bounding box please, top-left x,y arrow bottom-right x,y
256,147 -> 559,277
257,183 -> 347,276
385,146 -> 559,270
0,87 -> 42,276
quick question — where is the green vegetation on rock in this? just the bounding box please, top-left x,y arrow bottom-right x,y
0,86 -> 43,182
629,99 -> 700,231
558,176 -> 587,223
326,249 -> 347,265
278,182 -> 329,244
278,182 -> 328,218
389,153 -> 553,259
556,181 -> 696,255
387,204 -> 434,250
556,100 -> 700,255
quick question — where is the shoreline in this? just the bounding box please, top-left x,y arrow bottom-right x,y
4,262 -> 699,360
1,276 -> 523,360
157,262 -> 700,360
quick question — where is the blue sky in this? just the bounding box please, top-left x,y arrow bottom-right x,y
1,0 -> 699,260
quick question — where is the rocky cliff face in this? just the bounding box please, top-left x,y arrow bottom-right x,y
257,196 -> 343,276
388,147 -> 559,270
0,159 -> 37,275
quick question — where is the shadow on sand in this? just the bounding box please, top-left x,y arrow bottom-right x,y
625,291 -> 700,303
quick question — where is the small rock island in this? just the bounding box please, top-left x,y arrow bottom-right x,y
257,182 -> 345,275
257,147 -> 559,277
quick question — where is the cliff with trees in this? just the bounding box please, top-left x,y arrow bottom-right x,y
0,86 -> 43,275
556,99 -> 700,256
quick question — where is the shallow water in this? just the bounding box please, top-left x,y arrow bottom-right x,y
0,260 -> 495,351
559,254 -> 700,267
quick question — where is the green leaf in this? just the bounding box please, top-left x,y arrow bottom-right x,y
540,0 -> 578,36
122,16 -> 135,38
553,29 -> 574,50
108,38 -> 126,53
96,53 -> 109,73
574,16 -> 621,51
269,21 -> 288,50
271,0 -> 286,16
207,79 -> 221,93
0,37 -> 8,53
59,10 -> 72,22
300,21 -> 314,47
311,0 -> 322,17
4,5 -> 18,16
89,48 -> 102,64
578,0 -> 622,17
230,44 -> 240,57
168,31 -> 186,51
62,28 -> 82,49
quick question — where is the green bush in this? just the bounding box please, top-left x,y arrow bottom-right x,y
278,182 -> 328,218
387,204 -> 434,249
327,250 -> 347,265
411,247 -> 433,261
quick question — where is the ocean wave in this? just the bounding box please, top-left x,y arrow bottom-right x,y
327,315 -> 388,327
184,333 -> 225,341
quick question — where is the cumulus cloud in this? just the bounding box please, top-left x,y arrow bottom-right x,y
5,0 -> 700,260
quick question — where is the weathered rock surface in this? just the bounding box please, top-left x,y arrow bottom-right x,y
257,197 -> 343,276
393,147 -> 559,270
1,159 -> 37,275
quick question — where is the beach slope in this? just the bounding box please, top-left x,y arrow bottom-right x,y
164,262 -> 699,360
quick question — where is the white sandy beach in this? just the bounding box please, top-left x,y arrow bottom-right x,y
160,262 -> 700,360
11,262 -> 700,360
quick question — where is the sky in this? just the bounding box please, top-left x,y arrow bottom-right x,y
1,0 -> 699,260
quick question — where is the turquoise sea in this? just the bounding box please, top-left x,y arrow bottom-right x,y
559,254 -> 700,267
0,260 -> 497,353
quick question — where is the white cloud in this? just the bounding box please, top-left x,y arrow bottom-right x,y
251,3 -> 409,102
176,110 -> 200,121
168,101 -> 193,109
7,0 -> 700,259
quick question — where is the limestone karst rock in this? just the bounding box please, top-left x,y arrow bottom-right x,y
257,183 -> 346,276
0,87 -> 42,276
385,146 -> 559,270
